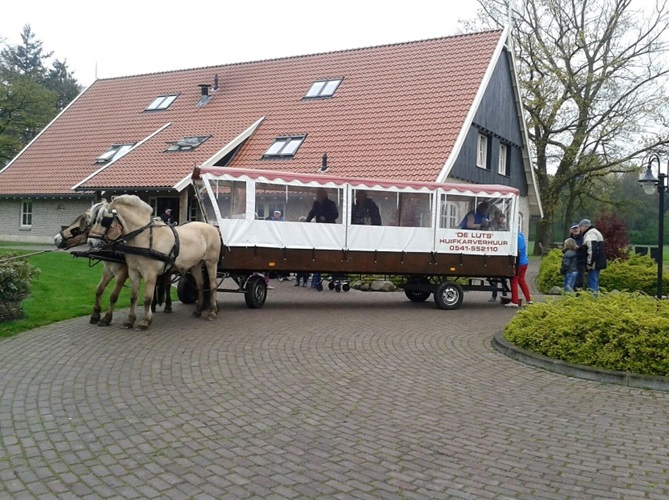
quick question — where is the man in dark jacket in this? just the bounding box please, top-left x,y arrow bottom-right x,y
351,190 -> 381,225
306,188 -> 339,223
578,218 -> 606,295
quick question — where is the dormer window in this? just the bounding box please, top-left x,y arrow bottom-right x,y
263,136 -> 305,158
95,144 -> 134,164
166,136 -> 210,152
304,79 -> 342,99
145,94 -> 178,111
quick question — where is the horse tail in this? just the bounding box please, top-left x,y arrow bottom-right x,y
154,274 -> 166,306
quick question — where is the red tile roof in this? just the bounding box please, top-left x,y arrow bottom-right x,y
0,30 -> 504,196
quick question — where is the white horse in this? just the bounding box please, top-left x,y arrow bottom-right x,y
87,195 -> 221,330
55,201 -> 173,326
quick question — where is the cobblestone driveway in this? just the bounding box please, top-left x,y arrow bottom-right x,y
1,280 -> 669,499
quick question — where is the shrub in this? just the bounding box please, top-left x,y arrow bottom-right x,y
504,292 -> 669,376
596,211 -> 631,262
536,251 -> 669,295
0,253 -> 40,321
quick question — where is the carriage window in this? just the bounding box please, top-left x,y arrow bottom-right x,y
351,190 -> 432,227
441,193 -> 512,230
256,182 -> 342,223
204,180 -> 248,220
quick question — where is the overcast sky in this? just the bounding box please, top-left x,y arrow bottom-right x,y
0,0 -> 481,87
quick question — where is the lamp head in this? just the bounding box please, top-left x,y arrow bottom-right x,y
639,165 -> 659,195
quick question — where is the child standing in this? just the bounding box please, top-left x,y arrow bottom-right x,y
560,238 -> 579,292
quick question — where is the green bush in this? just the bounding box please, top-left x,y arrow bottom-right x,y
504,292 -> 669,376
0,253 -> 40,321
536,250 -> 669,295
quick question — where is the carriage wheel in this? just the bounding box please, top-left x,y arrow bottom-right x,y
434,281 -> 464,310
244,275 -> 267,309
404,277 -> 431,302
404,289 -> 431,303
342,283 -> 350,292
177,274 -> 198,304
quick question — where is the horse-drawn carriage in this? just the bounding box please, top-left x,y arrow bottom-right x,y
184,166 -> 520,310
57,167 -> 520,329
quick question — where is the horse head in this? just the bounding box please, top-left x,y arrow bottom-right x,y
54,199 -> 108,249
87,195 -> 153,249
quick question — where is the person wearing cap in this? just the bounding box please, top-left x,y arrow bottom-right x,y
160,207 -> 174,224
578,218 -> 606,295
569,223 -> 586,289
269,210 -> 284,221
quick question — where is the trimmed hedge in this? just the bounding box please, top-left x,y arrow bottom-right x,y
504,292 -> 669,376
537,250 -> 669,296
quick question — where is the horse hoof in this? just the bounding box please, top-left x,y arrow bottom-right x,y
97,321 -> 111,327
90,316 -> 101,324
191,311 -> 202,318
207,312 -> 217,320
164,308 -> 172,314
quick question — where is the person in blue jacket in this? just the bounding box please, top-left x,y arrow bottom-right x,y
460,201 -> 490,230
505,231 -> 534,308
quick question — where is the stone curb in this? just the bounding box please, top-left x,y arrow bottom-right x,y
492,331 -> 669,392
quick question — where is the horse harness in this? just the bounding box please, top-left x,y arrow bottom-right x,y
98,211 -> 181,272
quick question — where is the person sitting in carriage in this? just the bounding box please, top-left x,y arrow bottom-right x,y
351,189 -> 381,225
460,201 -> 490,230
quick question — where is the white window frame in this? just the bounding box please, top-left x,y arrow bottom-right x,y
476,134 -> 488,169
440,202 -> 458,229
305,79 -> 342,98
146,94 -> 178,111
263,136 -> 306,158
498,144 -> 508,175
21,200 -> 33,228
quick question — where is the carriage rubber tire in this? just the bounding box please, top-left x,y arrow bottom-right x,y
434,281 -> 464,310
328,281 -> 335,290
316,284 -> 323,291
404,289 -> 431,303
335,284 -> 341,292
342,283 -> 350,292
244,275 -> 267,309
177,275 -> 198,304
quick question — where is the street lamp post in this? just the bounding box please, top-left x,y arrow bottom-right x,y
638,153 -> 668,299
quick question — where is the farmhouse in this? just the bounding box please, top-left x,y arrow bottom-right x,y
0,27 -> 541,243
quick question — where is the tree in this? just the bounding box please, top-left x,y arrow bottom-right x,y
466,0 -> 669,253
0,25 -> 81,166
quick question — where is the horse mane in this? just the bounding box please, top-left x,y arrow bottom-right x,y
87,199 -> 108,223
109,195 -> 153,216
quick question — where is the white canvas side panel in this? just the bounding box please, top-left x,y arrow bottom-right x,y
434,228 -> 514,256
220,219 -> 346,250
346,226 -> 434,252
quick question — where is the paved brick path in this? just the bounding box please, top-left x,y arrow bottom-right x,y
1,269 -> 669,498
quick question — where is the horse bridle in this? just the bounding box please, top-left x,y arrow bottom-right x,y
88,209 -> 124,245
58,216 -> 90,247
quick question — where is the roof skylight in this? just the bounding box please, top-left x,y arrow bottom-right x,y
263,136 -> 306,158
95,144 -> 134,164
304,79 -> 342,99
166,136 -> 210,152
145,94 -> 178,111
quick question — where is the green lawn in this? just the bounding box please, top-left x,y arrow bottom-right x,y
0,250 -> 139,337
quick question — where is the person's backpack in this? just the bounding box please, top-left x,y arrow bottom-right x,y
593,240 -> 607,270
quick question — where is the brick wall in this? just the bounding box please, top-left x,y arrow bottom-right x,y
0,199 -> 93,244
